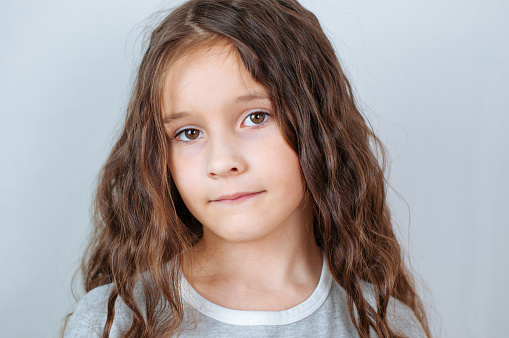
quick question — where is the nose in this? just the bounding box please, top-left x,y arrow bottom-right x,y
206,135 -> 247,178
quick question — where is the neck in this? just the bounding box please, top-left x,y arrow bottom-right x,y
182,197 -> 323,310
192,229 -> 321,288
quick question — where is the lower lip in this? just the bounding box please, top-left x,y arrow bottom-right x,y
212,191 -> 264,204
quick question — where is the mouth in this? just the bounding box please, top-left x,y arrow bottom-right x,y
210,191 -> 265,204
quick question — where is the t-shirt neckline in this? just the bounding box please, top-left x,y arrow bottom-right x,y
180,255 -> 332,326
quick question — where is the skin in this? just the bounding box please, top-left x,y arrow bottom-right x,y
163,42 -> 322,311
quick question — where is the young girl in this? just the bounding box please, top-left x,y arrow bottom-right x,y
64,0 -> 430,337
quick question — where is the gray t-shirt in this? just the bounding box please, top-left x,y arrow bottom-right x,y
65,258 -> 425,337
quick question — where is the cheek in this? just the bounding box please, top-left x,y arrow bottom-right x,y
263,134 -> 305,193
169,151 -> 202,206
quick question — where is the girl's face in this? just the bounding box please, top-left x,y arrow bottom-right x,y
163,42 -> 310,244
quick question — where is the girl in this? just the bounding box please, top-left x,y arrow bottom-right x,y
64,0 -> 431,337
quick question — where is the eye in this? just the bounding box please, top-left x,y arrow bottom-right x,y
243,112 -> 269,127
175,128 -> 204,142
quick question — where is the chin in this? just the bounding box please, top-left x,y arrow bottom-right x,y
208,221 -> 276,244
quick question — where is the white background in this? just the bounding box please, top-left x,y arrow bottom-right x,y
1,0 -> 507,336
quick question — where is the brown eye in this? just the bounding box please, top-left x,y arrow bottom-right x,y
176,128 -> 203,142
184,129 -> 200,139
245,112 -> 268,126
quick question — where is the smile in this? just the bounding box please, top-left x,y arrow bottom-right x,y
210,191 -> 265,204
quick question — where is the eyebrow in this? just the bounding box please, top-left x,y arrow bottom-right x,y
228,93 -> 270,105
163,93 -> 270,124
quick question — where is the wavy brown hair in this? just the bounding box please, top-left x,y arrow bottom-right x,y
70,0 -> 431,337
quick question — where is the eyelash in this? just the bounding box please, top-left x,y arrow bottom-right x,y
172,111 -> 270,144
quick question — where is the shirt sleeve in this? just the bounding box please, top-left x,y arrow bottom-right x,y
64,285 -> 111,338
386,296 -> 427,338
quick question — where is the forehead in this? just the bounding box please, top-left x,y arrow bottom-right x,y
161,42 -> 268,115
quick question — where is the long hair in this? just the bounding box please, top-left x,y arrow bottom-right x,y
76,0 -> 431,337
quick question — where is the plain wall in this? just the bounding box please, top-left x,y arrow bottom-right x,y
1,0 -> 507,336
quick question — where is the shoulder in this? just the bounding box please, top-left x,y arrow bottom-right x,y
385,297 -> 426,338
64,284 -> 111,337
327,280 -> 425,337
64,284 -> 135,338
359,281 -> 427,338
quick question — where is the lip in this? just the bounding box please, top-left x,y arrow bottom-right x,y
210,191 -> 265,204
